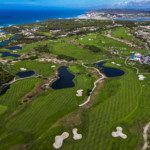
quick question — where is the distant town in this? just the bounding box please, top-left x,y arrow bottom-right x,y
78,9 -> 150,21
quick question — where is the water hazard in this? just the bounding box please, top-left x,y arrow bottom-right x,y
95,61 -> 124,77
51,66 -> 75,90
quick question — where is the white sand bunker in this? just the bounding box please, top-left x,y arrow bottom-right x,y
53,132 -> 69,149
112,127 -> 127,139
20,68 -> 27,71
116,64 -> 121,66
72,128 -> 82,140
51,65 -> 56,68
76,89 -> 83,97
111,62 -> 121,66
111,62 -> 116,64
138,75 -> 146,81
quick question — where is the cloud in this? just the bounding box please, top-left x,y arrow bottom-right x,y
0,0 -> 144,8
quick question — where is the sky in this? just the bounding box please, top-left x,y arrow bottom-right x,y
0,0 -> 142,9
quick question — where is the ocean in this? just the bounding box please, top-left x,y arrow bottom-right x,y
0,8 -> 149,27
0,8 -> 85,27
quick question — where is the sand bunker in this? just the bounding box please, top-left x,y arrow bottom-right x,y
51,65 -> 56,68
111,62 -> 121,66
76,89 -> 83,97
53,132 -> 69,149
111,62 -> 116,64
138,75 -> 146,81
116,64 -> 121,66
72,128 -> 82,140
112,127 -> 127,139
20,68 -> 27,71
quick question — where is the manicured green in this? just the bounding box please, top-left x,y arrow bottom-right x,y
0,24 -> 150,150
11,60 -> 58,77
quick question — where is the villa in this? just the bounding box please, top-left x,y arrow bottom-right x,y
130,52 -> 150,65
0,32 -> 6,38
143,55 -> 150,65
129,52 -> 142,61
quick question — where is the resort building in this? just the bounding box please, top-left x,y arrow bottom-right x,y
129,52 -> 142,61
130,52 -> 150,65
143,55 -> 150,65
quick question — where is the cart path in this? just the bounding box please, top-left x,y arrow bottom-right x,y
79,63 -> 106,107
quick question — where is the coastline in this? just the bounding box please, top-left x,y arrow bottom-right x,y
0,9 -> 86,28
1,9 -> 150,28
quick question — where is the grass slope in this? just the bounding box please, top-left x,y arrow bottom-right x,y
11,60 -> 57,77
0,65 -> 95,150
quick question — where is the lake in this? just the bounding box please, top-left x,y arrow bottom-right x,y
51,66 -> 75,89
95,61 -> 124,77
0,35 -> 17,47
0,84 -> 10,96
16,71 -> 35,78
0,52 -> 20,58
7,45 -> 22,50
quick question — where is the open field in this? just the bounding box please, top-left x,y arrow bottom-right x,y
0,21 -> 150,150
111,27 -> 145,47
11,60 -> 58,77
111,27 -> 134,41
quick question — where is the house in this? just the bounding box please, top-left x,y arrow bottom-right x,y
129,52 -> 143,61
135,53 -> 142,61
129,52 -> 135,60
143,55 -> 150,65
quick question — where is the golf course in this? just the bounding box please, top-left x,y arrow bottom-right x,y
0,20 -> 150,150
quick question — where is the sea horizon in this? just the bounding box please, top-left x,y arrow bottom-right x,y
0,7 -> 150,28
0,8 -> 86,27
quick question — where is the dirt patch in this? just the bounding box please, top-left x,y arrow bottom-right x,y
82,80 -> 104,109
21,71 -> 58,105
61,110 -> 82,129
9,144 -> 29,150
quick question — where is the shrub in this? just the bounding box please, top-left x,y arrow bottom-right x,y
57,54 -> 77,61
84,45 -> 102,53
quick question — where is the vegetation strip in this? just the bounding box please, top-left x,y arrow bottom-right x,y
79,62 -> 106,107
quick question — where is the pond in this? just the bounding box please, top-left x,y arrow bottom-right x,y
16,71 -> 35,78
0,52 -> 20,58
51,66 -> 75,90
95,61 -> 124,77
0,84 -> 10,96
0,35 -> 17,47
7,45 -> 22,50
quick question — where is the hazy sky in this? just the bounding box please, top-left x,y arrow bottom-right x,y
0,0 -> 141,8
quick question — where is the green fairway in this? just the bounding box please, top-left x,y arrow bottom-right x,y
50,39 -> 102,63
11,60 -> 58,77
0,22 -> 150,150
0,64 -> 95,150
111,27 -> 134,41
60,65 -> 150,150
0,105 -> 7,115
111,27 -> 144,47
